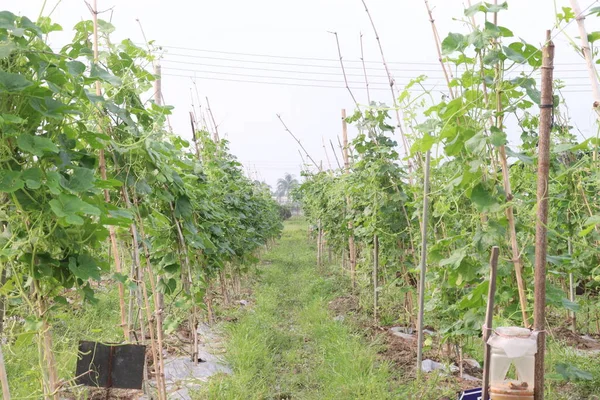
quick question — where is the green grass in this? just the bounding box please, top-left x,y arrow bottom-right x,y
200,217 -> 396,400
4,286 -> 123,399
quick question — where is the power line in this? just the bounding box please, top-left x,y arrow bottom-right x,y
162,72 -> 593,93
152,43 -> 595,67
161,66 -> 446,86
162,72 -> 440,91
159,58 -> 442,79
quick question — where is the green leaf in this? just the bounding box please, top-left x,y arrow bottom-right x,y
588,31 -> 600,44
483,49 -> 503,65
490,127 -> 507,146
0,41 -> 16,59
22,167 -> 42,189
561,298 -> 580,312
553,143 -> 576,153
557,6 -> 575,22
484,22 -> 513,38
584,215 -> 600,226
441,33 -> 468,55
0,70 -> 33,92
17,134 -> 59,157
470,183 -> 498,210
487,2 -> 508,13
556,363 -> 593,381
0,11 -> 17,30
90,64 -> 122,86
411,133 -> 436,153
465,132 -> 487,154
66,61 -> 86,76
68,254 -> 101,281
63,167 -> 96,193
506,147 -> 533,164
0,170 -> 23,192
439,247 -> 467,269
503,45 -> 526,63
49,193 -> 101,225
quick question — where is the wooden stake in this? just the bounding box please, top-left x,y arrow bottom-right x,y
135,197 -> 167,400
330,31 -> 358,106
568,236 -> 577,332
416,150 -> 431,377
570,0 -> 600,123
342,109 -> 357,290
533,30 -> 554,400
154,64 -> 162,105
206,97 -> 220,142
482,246 -> 500,400
0,342 -> 9,400
89,0 -> 128,340
423,0 -> 455,98
359,32 -> 371,104
277,114 -> 320,171
373,234 -> 379,325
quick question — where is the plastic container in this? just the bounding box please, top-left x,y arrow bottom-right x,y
490,382 -> 534,400
487,327 -> 537,400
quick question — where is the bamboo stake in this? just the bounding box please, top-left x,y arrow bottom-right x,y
322,136 -> 332,171
568,236 -> 577,332
0,342 -> 9,400
359,32 -> 371,104
89,0 -> 127,339
416,150 -> 431,377
533,30 -> 554,400
330,31 -> 358,106
206,97 -> 220,142
330,139 -> 342,170
373,234 -> 379,325
360,0 -> 411,166
491,8 -> 529,324
154,64 -> 162,105
482,246 -> 500,400
423,0 -> 455,99
342,109 -> 357,291
135,198 -> 167,400
276,114 -> 321,171
570,0 -> 600,123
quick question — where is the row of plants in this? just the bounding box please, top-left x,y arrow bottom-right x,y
0,11 -> 282,399
295,0 -> 599,377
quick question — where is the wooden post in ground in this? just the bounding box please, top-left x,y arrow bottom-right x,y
373,235 -> 379,325
416,150 -> 431,377
341,109 -> 357,290
482,246 -> 500,400
534,30 -> 554,400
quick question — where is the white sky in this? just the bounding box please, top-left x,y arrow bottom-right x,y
5,0 -> 600,188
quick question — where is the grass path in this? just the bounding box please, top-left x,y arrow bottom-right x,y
201,218 -> 395,400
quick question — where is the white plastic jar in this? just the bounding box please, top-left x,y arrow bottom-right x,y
487,326 -> 538,399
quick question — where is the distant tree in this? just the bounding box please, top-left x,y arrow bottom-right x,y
276,173 -> 299,202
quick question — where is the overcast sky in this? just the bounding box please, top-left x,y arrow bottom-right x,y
6,0 -> 600,187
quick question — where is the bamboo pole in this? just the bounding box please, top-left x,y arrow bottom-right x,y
568,236 -> 577,332
373,234 -> 379,325
359,32 -> 371,104
482,246 -> 500,400
134,197 -> 167,400
423,0 -> 455,99
276,114 -> 321,171
0,342 -> 9,400
491,2 -> 529,324
342,109 -> 357,291
416,150 -> 431,377
570,0 -> 600,120
90,0 -> 128,339
360,0 -> 411,164
533,30 -> 554,400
